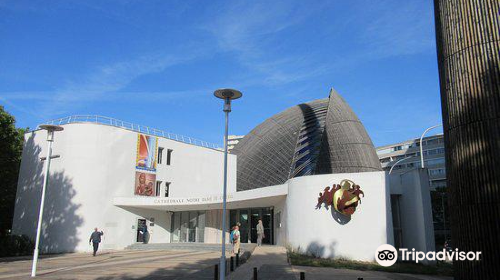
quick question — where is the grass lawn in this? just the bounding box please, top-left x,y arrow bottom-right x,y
288,251 -> 453,276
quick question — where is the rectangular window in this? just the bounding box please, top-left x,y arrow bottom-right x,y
165,182 -> 170,197
155,181 -> 162,197
167,149 -> 173,165
158,147 -> 164,164
391,195 -> 403,249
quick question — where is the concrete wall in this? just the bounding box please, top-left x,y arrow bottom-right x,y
285,172 -> 392,261
389,169 -> 436,257
12,123 -> 236,253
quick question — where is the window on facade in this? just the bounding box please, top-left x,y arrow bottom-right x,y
376,148 -> 392,155
426,139 -> 439,145
167,149 -> 173,165
430,168 -> 446,176
426,158 -> 445,166
391,195 -> 403,249
155,181 -> 162,197
158,147 -> 164,164
165,182 -> 170,197
380,157 -> 391,163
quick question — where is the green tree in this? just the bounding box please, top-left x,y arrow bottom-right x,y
0,106 -> 27,235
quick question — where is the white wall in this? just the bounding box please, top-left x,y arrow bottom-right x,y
12,123 -> 236,253
389,169 -> 436,258
285,172 -> 392,261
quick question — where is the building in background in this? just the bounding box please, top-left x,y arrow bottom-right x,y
376,135 -> 450,250
227,135 -> 244,153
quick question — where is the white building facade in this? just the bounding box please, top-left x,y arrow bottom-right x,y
13,91 -> 435,262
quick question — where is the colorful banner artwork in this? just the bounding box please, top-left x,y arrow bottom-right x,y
134,172 -> 156,196
136,134 -> 158,171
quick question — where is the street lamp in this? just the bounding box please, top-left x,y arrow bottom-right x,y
388,156 -> 417,174
31,124 -> 63,277
419,124 -> 442,168
214,88 -> 242,280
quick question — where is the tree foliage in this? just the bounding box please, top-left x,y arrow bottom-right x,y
0,106 -> 27,234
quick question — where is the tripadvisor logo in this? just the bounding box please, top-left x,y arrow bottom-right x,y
375,244 -> 398,267
375,244 -> 482,266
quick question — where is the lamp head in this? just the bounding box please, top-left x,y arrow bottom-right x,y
214,88 -> 243,100
214,88 -> 243,112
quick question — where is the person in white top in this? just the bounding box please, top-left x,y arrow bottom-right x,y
232,225 -> 241,255
256,219 -> 265,246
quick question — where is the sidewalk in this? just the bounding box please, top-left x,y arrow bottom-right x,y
227,246 -> 297,280
291,266 -> 453,280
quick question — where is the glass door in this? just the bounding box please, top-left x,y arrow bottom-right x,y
262,208 -> 273,244
136,219 -> 147,242
250,209 -> 261,243
171,213 -> 180,242
180,212 -> 189,242
188,211 -> 197,242
229,208 -> 274,244
239,210 -> 249,243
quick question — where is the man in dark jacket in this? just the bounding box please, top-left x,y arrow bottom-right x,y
89,228 -> 104,256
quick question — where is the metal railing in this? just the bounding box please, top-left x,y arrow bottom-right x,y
41,115 -> 222,150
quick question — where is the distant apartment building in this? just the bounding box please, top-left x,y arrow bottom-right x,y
376,134 -> 450,249
227,135 -> 244,153
376,134 -> 446,188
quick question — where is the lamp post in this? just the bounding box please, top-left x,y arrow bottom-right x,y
31,124 -> 63,277
419,124 -> 442,168
388,156 -> 416,174
214,88 -> 242,280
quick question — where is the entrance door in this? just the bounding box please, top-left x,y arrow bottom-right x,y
250,209 -> 261,243
230,208 -> 273,245
170,211 -> 205,243
238,210 -> 249,243
262,208 -> 272,244
136,219 -> 147,242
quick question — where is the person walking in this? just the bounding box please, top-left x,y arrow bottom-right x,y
89,228 -> 104,256
231,225 -> 240,255
256,219 -> 265,246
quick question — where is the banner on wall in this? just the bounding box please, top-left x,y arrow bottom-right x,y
136,134 -> 158,171
135,172 -> 156,196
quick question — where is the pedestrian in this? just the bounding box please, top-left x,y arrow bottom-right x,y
229,225 -> 235,253
231,225 -> 240,255
89,228 -> 104,256
256,219 -> 265,246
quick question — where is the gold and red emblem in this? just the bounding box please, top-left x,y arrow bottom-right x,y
316,179 -> 364,216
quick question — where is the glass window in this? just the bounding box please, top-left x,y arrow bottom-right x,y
171,212 -> 180,242
188,211 -> 198,242
164,182 -> 170,197
180,212 -> 189,242
167,149 -> 173,165
157,147 -> 164,164
197,211 -> 205,243
155,181 -> 162,197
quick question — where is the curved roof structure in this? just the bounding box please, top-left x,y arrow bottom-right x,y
232,88 -> 382,191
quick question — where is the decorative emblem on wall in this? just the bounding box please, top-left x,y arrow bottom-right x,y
316,179 -> 364,216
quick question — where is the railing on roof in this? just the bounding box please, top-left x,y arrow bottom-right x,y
41,115 -> 222,150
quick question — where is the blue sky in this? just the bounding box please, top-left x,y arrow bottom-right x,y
0,0 -> 443,147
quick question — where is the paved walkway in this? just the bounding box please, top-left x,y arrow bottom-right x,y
292,266 -> 453,280
0,248 -> 454,280
0,250 -> 221,280
227,246 -> 296,280
225,246 -> 452,280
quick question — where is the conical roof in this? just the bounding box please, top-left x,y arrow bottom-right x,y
232,88 -> 381,191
